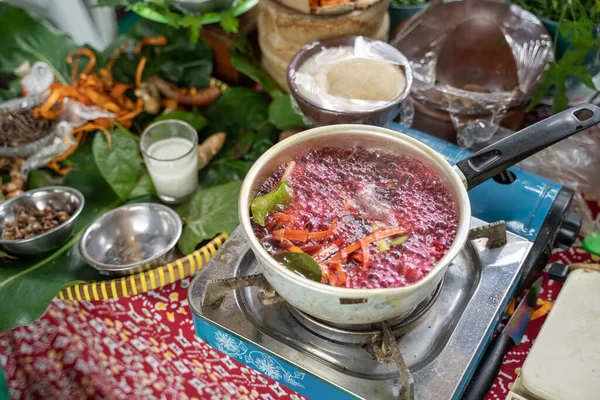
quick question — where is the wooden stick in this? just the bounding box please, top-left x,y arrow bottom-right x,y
570,263 -> 600,272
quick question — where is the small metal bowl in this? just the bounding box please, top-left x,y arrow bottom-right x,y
0,97 -> 59,158
80,203 -> 182,276
287,36 -> 413,127
172,0 -> 235,15
0,186 -> 85,256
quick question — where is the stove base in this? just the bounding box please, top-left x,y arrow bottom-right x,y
189,219 -> 532,400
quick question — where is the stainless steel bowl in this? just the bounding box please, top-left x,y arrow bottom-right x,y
0,186 -> 85,256
172,0 -> 235,15
79,203 -> 182,276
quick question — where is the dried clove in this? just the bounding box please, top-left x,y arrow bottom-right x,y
1,204 -> 71,240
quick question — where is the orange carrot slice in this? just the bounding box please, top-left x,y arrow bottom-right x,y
288,245 -> 304,253
283,229 -> 308,242
300,245 -> 322,254
328,268 -> 341,286
314,242 -> 341,262
273,213 -> 293,225
359,239 -> 369,269
308,219 -> 337,241
328,261 -> 347,286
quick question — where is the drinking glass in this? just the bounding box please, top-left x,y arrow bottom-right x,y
140,120 -> 198,204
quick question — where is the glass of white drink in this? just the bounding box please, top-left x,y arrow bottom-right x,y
140,120 -> 198,204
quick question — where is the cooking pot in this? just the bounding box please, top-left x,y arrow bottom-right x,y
239,104 -> 600,324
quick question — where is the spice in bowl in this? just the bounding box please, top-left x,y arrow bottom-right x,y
291,41 -> 407,112
1,204 -> 71,240
0,107 -> 57,148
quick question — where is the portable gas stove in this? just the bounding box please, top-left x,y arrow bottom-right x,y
188,125 -> 582,399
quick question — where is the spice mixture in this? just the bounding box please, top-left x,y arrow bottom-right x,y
0,107 -> 57,148
293,46 -> 407,112
1,205 -> 70,240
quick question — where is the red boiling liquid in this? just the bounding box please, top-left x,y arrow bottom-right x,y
252,147 -> 459,289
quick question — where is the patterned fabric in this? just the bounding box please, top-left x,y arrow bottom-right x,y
0,198 -> 598,400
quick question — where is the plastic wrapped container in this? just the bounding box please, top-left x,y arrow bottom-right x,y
391,0 -> 553,144
287,35 -> 412,126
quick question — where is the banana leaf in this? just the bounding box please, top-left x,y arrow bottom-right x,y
0,3 -> 79,85
0,140 -> 122,333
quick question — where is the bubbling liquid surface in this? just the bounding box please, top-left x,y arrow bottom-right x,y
252,146 -> 459,289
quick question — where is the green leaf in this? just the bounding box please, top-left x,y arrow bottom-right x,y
268,94 -> 311,130
219,11 -> 239,34
273,252 -> 322,282
0,4 -> 79,84
153,111 -> 207,131
378,239 -> 390,252
181,15 -> 202,44
198,93 -> 277,189
204,88 -> 271,134
250,181 -> 293,226
231,37 -> 284,99
93,128 -> 142,200
390,235 -> 409,246
99,19 -> 213,87
176,181 -> 242,254
0,141 -> 122,333
27,170 -> 64,190
128,170 -> 156,200
0,75 -> 23,101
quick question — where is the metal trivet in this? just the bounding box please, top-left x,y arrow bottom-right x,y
203,274 -> 283,307
468,220 -> 507,248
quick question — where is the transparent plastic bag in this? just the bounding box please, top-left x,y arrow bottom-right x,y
517,128 -> 600,199
516,128 -> 600,236
22,100 -> 115,174
0,61 -> 115,174
391,0 -> 553,143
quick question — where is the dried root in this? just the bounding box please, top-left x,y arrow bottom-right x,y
149,76 -> 221,107
0,158 -> 26,200
197,132 -> 226,170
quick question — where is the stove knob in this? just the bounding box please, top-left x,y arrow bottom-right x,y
553,211 -> 582,251
548,263 -> 570,283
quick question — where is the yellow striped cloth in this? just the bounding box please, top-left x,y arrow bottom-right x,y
57,233 -> 228,301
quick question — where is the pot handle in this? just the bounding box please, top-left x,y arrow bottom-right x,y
455,103 -> 600,190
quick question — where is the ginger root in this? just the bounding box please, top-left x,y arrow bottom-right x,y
198,132 -> 226,170
0,158 -> 26,200
134,82 -> 161,114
